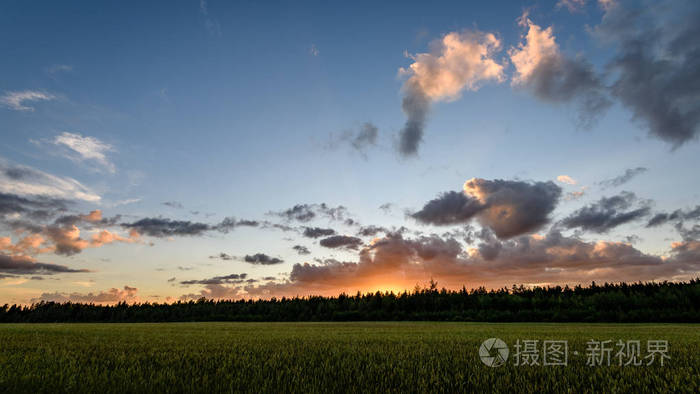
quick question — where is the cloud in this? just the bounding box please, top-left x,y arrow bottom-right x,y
121,216 -> 256,238
241,231 -> 699,298
598,167 -> 648,188
162,201 -> 184,209
181,273 -> 248,285
327,122 -> 379,156
302,227 -> 336,238
509,13 -> 611,129
292,245 -> 310,255
598,0 -> 700,147
557,0 -> 586,13
0,90 -> 54,111
199,0 -> 221,36
411,178 -> 562,239
243,253 -> 284,265
0,159 -> 100,202
560,191 -> 651,233
647,205 -> 700,227
557,175 -> 577,185
309,44 -> 319,57
0,253 -> 89,275
47,64 -> 73,75
52,132 -> 116,173
0,192 -> 69,221
319,235 -> 363,250
209,252 -> 234,261
269,203 -> 350,223
34,285 -> 139,304
397,30 -> 505,156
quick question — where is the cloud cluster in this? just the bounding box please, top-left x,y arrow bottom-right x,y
270,203 -> 350,223
34,285 -> 139,304
240,231 -> 700,298
0,253 -> 89,275
302,227 -> 336,238
398,30 -> 505,156
411,178 -> 562,239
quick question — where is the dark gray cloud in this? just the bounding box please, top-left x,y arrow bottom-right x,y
411,179 -> 561,239
121,216 -> 256,237
243,253 -> 284,265
599,167 -> 648,188
0,192 -> 68,222
410,191 -> 484,226
357,225 -> 388,237
0,253 -> 89,275
209,252 -> 234,261
599,0 -> 700,147
398,83 -> 430,157
647,205 -> 700,227
302,227 -> 336,238
269,203 -> 350,223
180,273 -> 248,286
560,191 -> 651,233
379,203 -> 393,213
522,55 -> 611,129
319,235 -> 363,250
292,245 -> 310,255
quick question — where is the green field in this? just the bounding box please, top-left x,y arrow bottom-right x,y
0,322 -> 697,393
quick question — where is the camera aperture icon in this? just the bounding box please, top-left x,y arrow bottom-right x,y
479,338 -> 509,367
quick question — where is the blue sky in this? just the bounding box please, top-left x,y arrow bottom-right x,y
1,0 -> 699,304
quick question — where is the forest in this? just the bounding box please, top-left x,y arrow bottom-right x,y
1,280 -> 699,323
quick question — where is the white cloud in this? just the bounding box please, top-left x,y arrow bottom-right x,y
53,132 -> 116,173
0,158 -> 101,202
509,14 -> 560,86
399,30 -> 505,102
0,90 -> 55,111
557,175 -> 577,185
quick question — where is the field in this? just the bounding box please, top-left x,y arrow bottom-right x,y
0,322 -> 697,393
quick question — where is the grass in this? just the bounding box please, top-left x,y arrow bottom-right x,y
0,322 -> 697,393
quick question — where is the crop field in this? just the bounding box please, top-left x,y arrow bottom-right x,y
0,322 -> 697,393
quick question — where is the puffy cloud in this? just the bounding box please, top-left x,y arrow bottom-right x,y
34,285 -> 139,304
398,30 -> 505,156
509,13 -> 611,129
0,159 -> 100,202
302,227 -> 336,238
557,175 -> 577,185
319,235 -> 363,250
0,90 -> 54,111
598,0 -> 700,147
0,253 -> 89,275
0,192 -> 68,221
243,253 -> 283,265
598,167 -> 648,188
411,178 -> 562,239
52,132 -> 116,173
560,191 -> 651,233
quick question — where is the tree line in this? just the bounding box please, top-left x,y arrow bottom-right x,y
1,279 -> 699,323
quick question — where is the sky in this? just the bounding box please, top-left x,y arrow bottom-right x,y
1,0 -> 699,305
